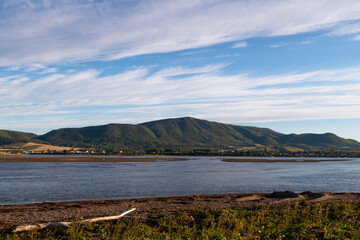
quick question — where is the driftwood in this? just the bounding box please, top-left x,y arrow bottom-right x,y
13,208 -> 136,232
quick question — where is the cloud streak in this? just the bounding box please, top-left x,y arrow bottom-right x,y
2,64 -> 360,132
1,0 -> 360,66
232,42 -> 248,48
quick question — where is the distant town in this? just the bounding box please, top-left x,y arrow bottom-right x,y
1,147 -> 360,158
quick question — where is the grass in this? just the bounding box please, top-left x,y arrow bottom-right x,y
2,201 -> 360,239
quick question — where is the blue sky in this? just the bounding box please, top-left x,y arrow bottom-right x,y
1,0 -> 360,141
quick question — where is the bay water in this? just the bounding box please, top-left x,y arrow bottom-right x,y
1,156 -> 359,205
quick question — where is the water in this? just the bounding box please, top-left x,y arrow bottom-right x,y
1,156 -> 360,205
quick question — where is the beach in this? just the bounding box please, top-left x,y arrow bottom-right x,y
0,155 -> 187,162
1,191 -> 359,231
221,158 -> 351,163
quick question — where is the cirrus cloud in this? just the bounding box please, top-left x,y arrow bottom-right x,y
1,0 -> 360,66
1,64 -> 360,133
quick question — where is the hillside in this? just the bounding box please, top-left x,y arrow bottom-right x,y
34,117 -> 360,151
278,133 -> 360,151
0,130 -> 37,146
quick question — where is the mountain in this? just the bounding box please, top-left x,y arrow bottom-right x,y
34,117 -> 360,151
278,133 -> 360,151
0,130 -> 37,146
35,124 -> 158,149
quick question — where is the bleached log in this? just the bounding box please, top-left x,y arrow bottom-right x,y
40,222 -> 72,228
12,225 -> 39,232
12,208 -> 136,232
81,208 -> 136,223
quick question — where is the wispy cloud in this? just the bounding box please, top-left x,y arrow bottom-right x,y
1,0 -> 360,136
38,68 -> 57,74
232,42 -> 248,48
2,64 -> 360,132
352,35 -> 360,41
327,20 -> 360,36
24,63 -> 46,72
270,43 -> 288,48
1,0 -> 360,66
301,39 -> 315,45
4,64 -> 54,73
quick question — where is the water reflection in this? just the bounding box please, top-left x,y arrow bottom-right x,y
0,157 -> 359,205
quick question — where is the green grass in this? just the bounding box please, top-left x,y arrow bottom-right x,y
2,201 -> 360,239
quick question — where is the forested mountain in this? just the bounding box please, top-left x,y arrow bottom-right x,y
32,117 -> 360,151
0,130 -> 37,146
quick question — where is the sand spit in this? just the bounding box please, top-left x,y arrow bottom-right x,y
0,192 -> 359,231
0,156 -> 188,162
222,158 -> 352,163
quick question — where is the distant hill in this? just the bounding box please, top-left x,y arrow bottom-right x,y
35,124 -> 158,149
33,117 -> 360,151
278,133 -> 360,151
0,130 -> 37,146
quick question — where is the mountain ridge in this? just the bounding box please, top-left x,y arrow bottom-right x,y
1,117 -> 359,151
34,117 -> 360,151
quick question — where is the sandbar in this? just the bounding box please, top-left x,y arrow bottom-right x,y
0,156 -> 188,162
222,158 -> 352,163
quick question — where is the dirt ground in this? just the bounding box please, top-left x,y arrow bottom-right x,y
1,192 -> 359,231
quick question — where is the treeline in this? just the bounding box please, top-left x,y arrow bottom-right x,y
7,147 -> 360,158
144,148 -> 360,158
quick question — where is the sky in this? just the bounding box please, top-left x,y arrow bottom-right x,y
1,0 -> 360,141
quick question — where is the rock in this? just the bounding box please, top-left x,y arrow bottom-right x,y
300,191 -> 325,200
267,191 -> 299,199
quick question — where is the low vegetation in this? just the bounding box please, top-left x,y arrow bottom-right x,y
3,200 -> 360,239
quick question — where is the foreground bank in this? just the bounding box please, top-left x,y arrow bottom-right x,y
1,192 -> 360,239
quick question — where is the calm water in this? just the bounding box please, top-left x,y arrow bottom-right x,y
1,156 -> 360,205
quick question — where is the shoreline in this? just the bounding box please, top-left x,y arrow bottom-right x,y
0,155 -> 355,162
1,192 -> 359,230
0,155 -> 188,162
221,158 -> 352,163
